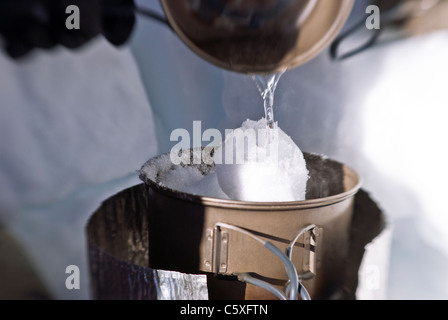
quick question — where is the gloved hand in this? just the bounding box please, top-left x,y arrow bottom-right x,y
0,0 -> 135,58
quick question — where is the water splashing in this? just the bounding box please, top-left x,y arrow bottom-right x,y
252,69 -> 286,129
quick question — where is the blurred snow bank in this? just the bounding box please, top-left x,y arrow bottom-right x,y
0,38 -> 158,299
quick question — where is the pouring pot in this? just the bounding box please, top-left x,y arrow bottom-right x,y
160,0 -> 355,73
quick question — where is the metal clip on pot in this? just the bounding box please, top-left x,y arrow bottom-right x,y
207,222 -> 322,300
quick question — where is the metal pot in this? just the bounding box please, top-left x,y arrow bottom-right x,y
139,151 -> 362,299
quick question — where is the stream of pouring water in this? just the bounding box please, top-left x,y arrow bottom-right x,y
252,69 -> 286,129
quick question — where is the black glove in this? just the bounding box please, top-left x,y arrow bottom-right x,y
0,0 -> 135,58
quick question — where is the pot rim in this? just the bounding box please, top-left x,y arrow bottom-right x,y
140,153 -> 362,211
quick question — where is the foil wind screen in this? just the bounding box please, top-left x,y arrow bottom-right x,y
87,184 -> 208,300
87,181 -> 385,300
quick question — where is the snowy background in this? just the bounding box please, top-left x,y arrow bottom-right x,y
1,0 -> 447,299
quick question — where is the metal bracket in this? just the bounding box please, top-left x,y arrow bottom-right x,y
204,225 -> 322,277
204,228 -> 229,273
204,229 -> 214,272
301,227 -> 323,276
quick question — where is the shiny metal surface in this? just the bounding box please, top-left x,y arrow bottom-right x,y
87,184 -> 209,300
139,151 -> 362,299
154,270 -> 209,300
160,0 -> 354,73
86,182 -> 386,300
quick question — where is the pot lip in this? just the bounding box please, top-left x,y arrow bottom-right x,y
145,178 -> 361,210
140,153 -> 363,211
